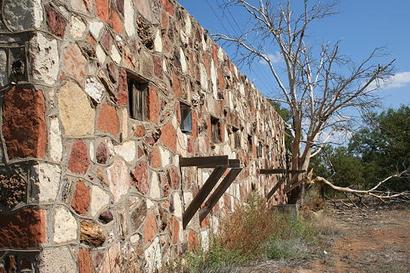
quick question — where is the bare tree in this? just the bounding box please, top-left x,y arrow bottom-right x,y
215,0 -> 395,203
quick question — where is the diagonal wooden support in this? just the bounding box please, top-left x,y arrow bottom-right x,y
182,166 -> 227,229
266,176 -> 286,200
180,156 -> 229,168
199,168 -> 242,222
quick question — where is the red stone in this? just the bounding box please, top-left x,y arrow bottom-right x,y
0,208 -> 46,249
167,166 -> 180,190
46,5 -> 66,38
148,86 -> 160,124
169,216 -> 179,244
153,55 -> 163,79
131,162 -> 149,195
116,0 -> 124,15
160,123 -> 176,152
150,146 -> 161,169
110,10 -> 123,33
187,230 -> 199,251
96,141 -> 108,164
143,212 -> 157,244
160,11 -> 169,31
96,0 -> 110,22
78,248 -> 93,273
161,0 -> 174,16
2,87 -> 46,160
171,72 -> 182,97
134,125 -> 146,138
68,140 -> 90,174
117,68 -> 128,106
100,28 -> 112,52
97,103 -> 120,136
191,110 -> 198,137
71,180 -> 90,215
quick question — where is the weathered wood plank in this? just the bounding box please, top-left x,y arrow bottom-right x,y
180,156 -> 229,168
228,159 -> 240,168
199,168 -> 242,222
182,166 -> 227,229
259,168 -> 306,175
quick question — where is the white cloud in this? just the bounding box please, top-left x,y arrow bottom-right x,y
375,71 -> 410,90
260,51 -> 282,64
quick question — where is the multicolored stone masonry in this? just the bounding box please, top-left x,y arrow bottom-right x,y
0,0 -> 286,272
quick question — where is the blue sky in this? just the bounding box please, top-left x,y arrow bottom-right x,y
179,0 -> 410,110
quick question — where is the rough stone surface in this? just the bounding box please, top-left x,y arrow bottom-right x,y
68,140 -> 90,174
160,123 -> 177,152
3,0 -> 43,31
46,5 -> 66,38
114,141 -> 136,163
53,206 -> 78,244
78,248 -> 93,273
30,33 -> 59,85
97,103 -> 120,136
0,208 -> 46,248
49,117 -> 63,162
0,170 -> 27,209
124,0 -> 135,37
2,86 -> 47,159
89,21 -> 104,39
131,162 -> 149,194
39,247 -> 76,273
70,16 -> 87,39
62,43 -> 87,83
80,220 -> 106,247
33,163 -> 61,203
85,77 -> 105,103
0,49 -> 8,87
99,210 -> 114,224
90,185 -> 110,217
107,158 -> 131,202
71,180 -> 90,215
58,81 -> 95,136
144,237 -> 162,273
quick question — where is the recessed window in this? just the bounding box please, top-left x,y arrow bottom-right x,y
232,127 -> 241,149
211,116 -> 222,143
248,135 -> 253,153
180,102 -> 192,134
128,75 -> 148,121
257,142 -> 263,158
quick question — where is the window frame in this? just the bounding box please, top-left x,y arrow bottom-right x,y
127,75 -> 148,121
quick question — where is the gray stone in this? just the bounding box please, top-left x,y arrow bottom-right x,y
53,206 -> 78,244
29,33 -> 59,86
3,0 -> 43,31
39,247 -> 76,273
0,49 -> 8,87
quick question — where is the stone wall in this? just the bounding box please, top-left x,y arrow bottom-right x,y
0,0 -> 286,272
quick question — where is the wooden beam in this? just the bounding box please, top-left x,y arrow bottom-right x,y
266,176 -> 287,200
259,168 -> 306,175
199,168 -> 242,222
182,166 -> 227,229
228,159 -> 240,168
180,156 -> 229,168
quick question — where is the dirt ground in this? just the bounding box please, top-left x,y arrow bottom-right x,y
237,203 -> 410,273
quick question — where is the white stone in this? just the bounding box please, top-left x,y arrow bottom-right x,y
199,63 -> 208,91
111,44 -> 121,64
89,142 -> 95,162
212,216 -> 220,234
71,0 -> 88,13
124,0 -> 135,37
30,33 -> 59,86
49,117 -> 63,162
90,185 -> 110,217
144,237 -> 162,273
107,158 -> 131,202
120,108 -> 128,139
179,48 -> 187,73
185,14 -> 192,36
201,230 -> 209,251
154,29 -> 163,52
114,141 -> 136,163
149,172 -> 160,200
239,82 -> 245,95
89,21 -> 104,39
39,247 -> 76,273
99,243 -> 121,273
33,163 -> 61,203
159,146 -> 172,167
210,59 -> 217,98
218,47 -> 224,63
0,50 -> 8,87
3,0 -> 43,31
95,44 -> 107,64
53,206 -> 78,244
183,192 -> 193,205
69,16 -> 86,39
172,193 -> 183,218
85,77 -> 105,103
